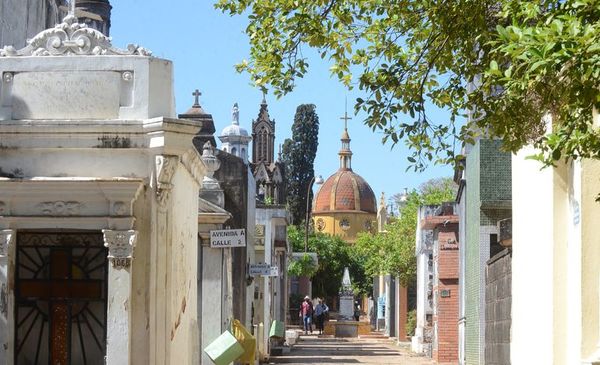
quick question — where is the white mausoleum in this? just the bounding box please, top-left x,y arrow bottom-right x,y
0,11 -> 233,365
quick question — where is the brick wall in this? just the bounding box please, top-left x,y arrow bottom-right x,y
433,223 -> 459,363
485,249 -> 511,365
433,278 -> 459,363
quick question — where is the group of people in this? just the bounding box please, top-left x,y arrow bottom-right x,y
299,296 -> 329,335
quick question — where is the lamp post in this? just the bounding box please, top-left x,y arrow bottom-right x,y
305,175 -> 324,252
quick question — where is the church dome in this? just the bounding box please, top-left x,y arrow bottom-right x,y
221,123 -> 249,137
314,169 -> 376,214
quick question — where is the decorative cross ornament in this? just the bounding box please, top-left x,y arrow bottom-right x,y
192,89 -> 201,107
340,97 -> 352,130
102,230 -> 137,269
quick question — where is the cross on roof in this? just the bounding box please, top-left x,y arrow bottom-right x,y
340,98 -> 352,130
192,89 -> 201,107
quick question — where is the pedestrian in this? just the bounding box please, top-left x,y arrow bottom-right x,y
299,296 -> 314,335
314,298 -> 329,335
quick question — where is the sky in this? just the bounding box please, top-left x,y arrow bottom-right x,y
110,0 -> 453,203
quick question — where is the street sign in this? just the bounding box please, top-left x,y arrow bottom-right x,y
268,266 -> 279,277
210,229 -> 246,248
249,263 -> 270,276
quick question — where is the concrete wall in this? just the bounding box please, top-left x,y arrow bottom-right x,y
485,249 -> 511,365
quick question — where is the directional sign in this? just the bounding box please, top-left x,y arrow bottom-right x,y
268,266 -> 279,277
210,229 -> 246,248
249,263 -> 271,276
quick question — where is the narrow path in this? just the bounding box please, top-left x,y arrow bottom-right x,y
269,335 -> 435,365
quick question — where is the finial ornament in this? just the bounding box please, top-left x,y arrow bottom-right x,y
69,0 -> 76,17
192,89 -> 201,107
232,103 -> 239,124
0,9 -> 152,57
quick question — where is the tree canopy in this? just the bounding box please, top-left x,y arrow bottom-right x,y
287,225 -> 371,298
355,177 -> 456,287
216,0 -> 600,169
281,104 -> 320,225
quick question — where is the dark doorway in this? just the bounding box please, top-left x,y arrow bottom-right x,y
15,232 -> 108,365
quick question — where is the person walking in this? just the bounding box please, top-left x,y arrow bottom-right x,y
299,296 -> 314,335
314,298 -> 329,335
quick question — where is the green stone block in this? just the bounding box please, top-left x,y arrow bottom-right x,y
204,330 -> 245,365
269,320 -> 285,338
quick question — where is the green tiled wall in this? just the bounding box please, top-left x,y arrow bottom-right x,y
464,139 -> 512,365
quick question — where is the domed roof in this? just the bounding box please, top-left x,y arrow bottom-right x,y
221,123 -> 249,137
314,169 -> 376,214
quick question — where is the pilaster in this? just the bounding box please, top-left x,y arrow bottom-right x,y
103,229 -> 137,365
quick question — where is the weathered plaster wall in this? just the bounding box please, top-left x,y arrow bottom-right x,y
581,159 -> 600,359
511,145 -> 562,365
168,167 -> 200,364
130,185 -> 151,365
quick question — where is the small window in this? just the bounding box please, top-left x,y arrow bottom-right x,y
232,147 -> 237,156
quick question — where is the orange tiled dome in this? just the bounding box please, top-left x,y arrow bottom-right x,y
314,170 -> 376,214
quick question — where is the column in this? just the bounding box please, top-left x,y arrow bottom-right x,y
0,230 -> 14,365
103,229 -> 137,365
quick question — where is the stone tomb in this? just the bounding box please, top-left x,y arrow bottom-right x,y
0,13 -> 221,365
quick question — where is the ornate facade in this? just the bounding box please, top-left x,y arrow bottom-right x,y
250,96 -> 285,204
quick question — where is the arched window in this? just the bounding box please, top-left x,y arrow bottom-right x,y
232,147 -> 237,156
241,148 -> 246,158
223,146 -> 228,152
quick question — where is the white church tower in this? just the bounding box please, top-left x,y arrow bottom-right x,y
219,102 -> 252,163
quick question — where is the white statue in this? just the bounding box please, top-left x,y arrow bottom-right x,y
232,102 -> 239,124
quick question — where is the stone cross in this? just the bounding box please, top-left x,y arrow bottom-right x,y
192,89 -> 201,107
340,98 -> 352,130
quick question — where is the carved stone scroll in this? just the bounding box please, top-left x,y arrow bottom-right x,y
102,230 -> 137,269
0,230 -> 14,257
0,14 -> 151,57
155,155 -> 179,206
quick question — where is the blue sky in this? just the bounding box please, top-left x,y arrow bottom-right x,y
110,1 -> 453,202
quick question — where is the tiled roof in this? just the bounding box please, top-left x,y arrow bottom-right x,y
314,170 -> 376,214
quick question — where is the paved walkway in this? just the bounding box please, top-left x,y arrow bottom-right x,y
269,335 -> 435,365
